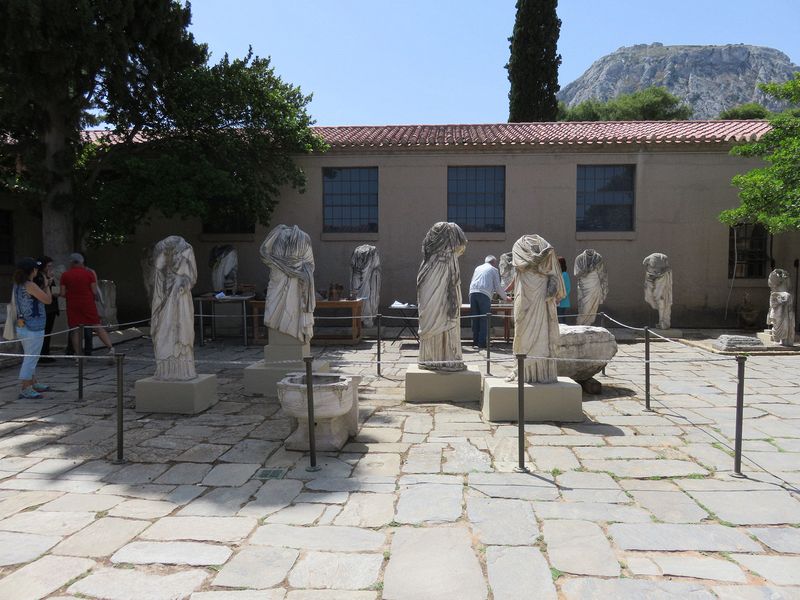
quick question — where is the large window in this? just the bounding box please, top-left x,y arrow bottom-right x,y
0,210 -> 12,265
447,166 -> 505,232
577,165 -> 635,231
729,223 -> 770,279
323,167 -> 378,233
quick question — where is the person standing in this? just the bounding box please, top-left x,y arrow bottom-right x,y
12,257 -> 52,399
468,255 -> 510,348
34,256 -> 59,363
60,253 -> 114,356
557,256 -> 571,323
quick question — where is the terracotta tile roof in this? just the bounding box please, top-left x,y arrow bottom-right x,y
312,120 -> 770,149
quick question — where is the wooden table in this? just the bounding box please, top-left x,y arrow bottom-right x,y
460,303 -> 513,343
314,299 -> 363,344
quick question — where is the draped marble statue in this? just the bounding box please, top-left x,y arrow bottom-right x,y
141,246 -> 156,302
210,245 -> 238,292
507,235 -> 565,384
643,252 -> 673,330
97,280 -> 118,326
417,222 -> 467,371
767,268 -> 795,346
261,225 -> 316,344
150,236 -> 197,381
350,244 -> 381,327
574,249 -> 608,326
498,251 -> 515,289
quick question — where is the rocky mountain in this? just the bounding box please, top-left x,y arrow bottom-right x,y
558,43 -> 799,119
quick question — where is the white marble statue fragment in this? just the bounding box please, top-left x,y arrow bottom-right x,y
350,244 -> 381,327
643,252 -> 673,330
574,249 -> 608,326
767,268 -> 795,346
261,224 -> 316,344
417,222 -> 467,371
96,280 -> 118,326
507,234 -> 565,384
498,251 -> 515,289
141,246 -> 156,301
210,245 -> 238,292
150,236 -> 197,381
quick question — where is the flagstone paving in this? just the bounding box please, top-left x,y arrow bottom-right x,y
0,336 -> 799,598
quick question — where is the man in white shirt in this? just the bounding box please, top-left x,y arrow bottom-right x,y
468,255 -> 510,348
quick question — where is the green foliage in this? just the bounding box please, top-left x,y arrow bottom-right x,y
0,0 -> 324,249
718,102 -> 771,120
561,87 -> 692,121
506,0 -> 562,122
721,73 -> 800,233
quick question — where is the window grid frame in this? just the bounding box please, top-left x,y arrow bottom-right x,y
576,164 -> 636,232
322,167 -> 379,233
728,223 -> 770,279
446,165 -> 506,233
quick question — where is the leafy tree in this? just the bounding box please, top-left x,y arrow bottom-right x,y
721,73 -> 800,233
506,0 -> 562,122
0,0 -> 324,262
718,102 -> 771,120
561,87 -> 692,121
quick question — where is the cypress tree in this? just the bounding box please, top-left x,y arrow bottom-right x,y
506,0 -> 562,122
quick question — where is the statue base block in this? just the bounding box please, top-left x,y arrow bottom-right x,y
135,374 -> 218,414
244,360 -> 330,397
482,377 -> 583,422
404,364 -> 482,403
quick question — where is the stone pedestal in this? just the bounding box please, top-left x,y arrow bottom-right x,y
404,364 -> 482,403
244,328 -> 328,397
482,377 -> 583,422
135,374 -> 218,414
757,328 -> 795,347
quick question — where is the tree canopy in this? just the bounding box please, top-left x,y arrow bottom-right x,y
717,102 -> 772,120
506,0 -> 562,122
560,87 -> 692,121
0,0 -> 325,260
720,73 -> 800,233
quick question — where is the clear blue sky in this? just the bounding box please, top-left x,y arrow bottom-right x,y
189,0 -> 800,125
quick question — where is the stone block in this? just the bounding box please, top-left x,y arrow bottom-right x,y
404,364 -> 481,403
265,328 -> 310,361
482,377 -> 583,422
244,360 -> 329,397
135,374 -> 218,414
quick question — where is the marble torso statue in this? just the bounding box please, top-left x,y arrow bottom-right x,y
643,252 -> 673,330
498,252 -> 515,289
350,244 -> 381,327
508,234 -> 565,384
210,245 -> 238,292
767,268 -> 795,346
96,280 -> 117,326
150,236 -> 197,381
574,249 -> 608,326
417,222 -> 467,371
261,225 -> 316,344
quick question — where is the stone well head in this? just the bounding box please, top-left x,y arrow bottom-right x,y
276,372 -> 358,420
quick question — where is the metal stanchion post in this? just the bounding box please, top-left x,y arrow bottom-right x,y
733,355 -> 747,477
514,353 -> 528,473
376,314 -> 382,377
485,312 -> 492,376
77,325 -> 85,400
644,326 -> 652,411
197,299 -> 205,347
304,356 -> 320,472
114,353 -> 125,464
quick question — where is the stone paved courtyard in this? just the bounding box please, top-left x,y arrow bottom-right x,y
0,334 -> 799,599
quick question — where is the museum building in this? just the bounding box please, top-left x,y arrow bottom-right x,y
3,120 -> 798,327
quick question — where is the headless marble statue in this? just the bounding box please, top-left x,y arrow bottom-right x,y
350,244 -> 381,327
417,222 -> 467,372
498,251 -> 515,289
260,225 -> 316,344
141,246 -> 156,302
150,236 -> 197,381
507,234 -> 565,384
574,249 -> 608,326
643,252 -> 673,330
767,268 -> 795,346
210,245 -> 238,292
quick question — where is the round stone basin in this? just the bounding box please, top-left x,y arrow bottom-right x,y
277,373 -> 356,420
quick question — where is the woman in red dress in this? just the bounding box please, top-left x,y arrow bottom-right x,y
59,253 -> 114,355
